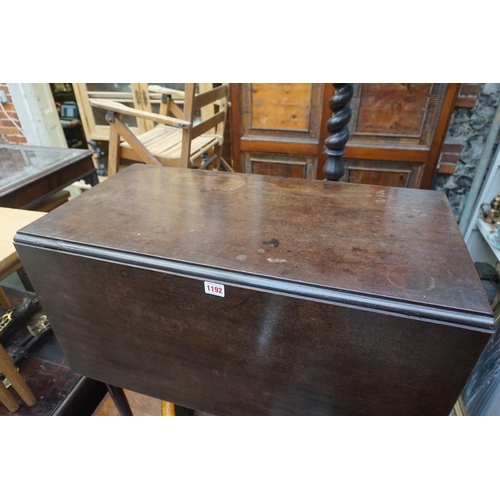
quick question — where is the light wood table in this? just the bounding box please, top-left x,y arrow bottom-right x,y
0,208 -> 46,308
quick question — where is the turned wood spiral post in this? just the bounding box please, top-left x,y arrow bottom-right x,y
323,84 -> 354,181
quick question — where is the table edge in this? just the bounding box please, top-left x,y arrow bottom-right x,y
0,147 -> 92,197
14,232 -> 495,332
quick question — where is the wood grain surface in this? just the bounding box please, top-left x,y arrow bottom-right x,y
16,166 -> 492,322
13,166 -> 494,415
14,245 -> 491,415
0,207 -> 45,279
0,145 -> 94,209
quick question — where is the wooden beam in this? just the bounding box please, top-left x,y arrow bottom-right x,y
107,117 -> 121,177
0,344 -> 36,407
192,111 -> 225,140
194,85 -> 229,110
90,99 -> 191,129
110,116 -> 162,167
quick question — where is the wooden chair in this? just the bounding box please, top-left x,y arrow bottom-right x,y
0,208 -> 44,411
90,83 -> 230,177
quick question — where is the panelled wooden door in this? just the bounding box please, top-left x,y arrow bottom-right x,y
231,83 -> 327,179
230,83 -> 459,188
343,83 -> 459,188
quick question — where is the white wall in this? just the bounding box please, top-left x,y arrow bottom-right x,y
8,83 -> 67,148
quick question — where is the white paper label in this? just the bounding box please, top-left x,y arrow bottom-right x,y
204,281 -> 225,297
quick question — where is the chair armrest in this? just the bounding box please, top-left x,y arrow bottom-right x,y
148,85 -> 186,98
89,99 -> 191,129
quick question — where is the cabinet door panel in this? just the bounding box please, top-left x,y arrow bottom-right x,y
251,83 -> 312,131
343,83 -> 459,187
343,159 -> 424,188
232,84 -> 326,177
240,83 -> 324,141
355,84 -> 432,137
242,152 -> 317,179
348,83 -> 448,148
230,83 -> 459,188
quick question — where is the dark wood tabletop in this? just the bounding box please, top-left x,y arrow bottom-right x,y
0,144 -> 96,209
14,166 -> 494,415
19,165 -> 492,329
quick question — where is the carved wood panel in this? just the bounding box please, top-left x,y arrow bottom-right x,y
231,83 -> 459,189
348,83 -> 448,148
239,83 -> 324,141
242,152 -> 317,179
342,159 -> 425,188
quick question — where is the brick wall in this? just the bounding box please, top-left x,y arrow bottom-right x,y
0,83 -> 27,144
435,84 -> 482,176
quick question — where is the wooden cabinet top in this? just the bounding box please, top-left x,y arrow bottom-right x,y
16,165 -> 493,331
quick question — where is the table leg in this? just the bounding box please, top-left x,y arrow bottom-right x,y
0,379 -> 20,412
0,344 -> 36,407
16,268 -> 35,293
0,286 -> 11,309
106,384 -> 133,416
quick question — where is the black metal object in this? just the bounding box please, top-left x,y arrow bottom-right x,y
16,267 -> 35,292
53,377 -> 108,416
6,319 -> 52,367
106,384 -> 133,416
87,141 -> 107,177
323,84 -> 354,181
84,170 -> 99,187
0,295 -> 40,341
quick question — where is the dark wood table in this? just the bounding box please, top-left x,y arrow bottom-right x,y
0,144 -> 96,209
14,166 -> 495,415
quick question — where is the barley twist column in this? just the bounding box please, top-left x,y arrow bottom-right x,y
323,84 -> 354,181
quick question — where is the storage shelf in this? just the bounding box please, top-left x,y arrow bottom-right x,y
476,217 -> 500,261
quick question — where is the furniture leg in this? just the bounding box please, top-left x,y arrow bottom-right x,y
16,267 -> 35,293
161,401 -> 176,416
0,344 -> 36,407
107,120 -> 121,177
212,143 -> 223,170
0,287 -> 11,310
0,378 -> 20,412
106,384 -> 133,416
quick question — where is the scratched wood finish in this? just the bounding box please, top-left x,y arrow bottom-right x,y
17,166 -> 490,313
14,166 -> 494,415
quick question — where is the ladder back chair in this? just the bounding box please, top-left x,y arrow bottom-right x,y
90,83 -> 230,177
